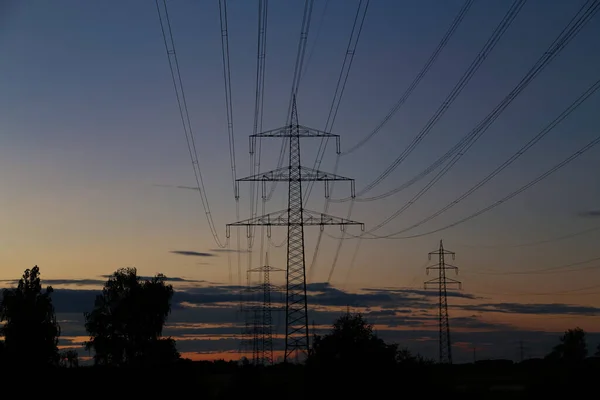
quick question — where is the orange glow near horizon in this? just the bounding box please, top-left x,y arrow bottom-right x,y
180,350 -> 286,362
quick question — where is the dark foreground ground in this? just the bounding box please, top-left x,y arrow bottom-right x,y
4,358 -> 598,398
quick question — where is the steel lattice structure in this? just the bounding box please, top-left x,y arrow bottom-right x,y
424,240 -> 461,364
227,97 -> 364,362
246,254 -> 284,366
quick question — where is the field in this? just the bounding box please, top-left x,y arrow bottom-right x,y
8,358 -> 596,398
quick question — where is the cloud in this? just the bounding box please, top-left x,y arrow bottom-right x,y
98,275 -> 206,284
209,248 -> 250,253
450,315 -> 517,331
42,279 -> 107,286
170,250 -> 215,257
362,287 -> 480,300
5,280 -> 600,364
153,184 -> 199,191
0,276 -> 208,290
0,278 -> 106,287
577,209 -> 600,218
460,302 -> 600,316
50,289 -> 99,313
306,282 -> 337,292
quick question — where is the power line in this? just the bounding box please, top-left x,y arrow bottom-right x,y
304,0 -> 369,206
467,256 -> 600,275
325,200 -> 355,283
343,0 -> 527,200
322,0 -> 477,284
376,77 -> 600,236
470,282 -> 600,297
300,0 -> 330,82
266,0 -> 315,202
341,0 -> 475,156
305,0 -> 370,281
310,3 -> 597,294
155,0 -> 227,248
217,0 -> 264,351
218,0 -> 238,193
217,0 -> 241,287
340,0 -> 599,205
248,0 -> 314,296
342,0 -> 600,240
324,123 -> 600,243
377,133 -> 600,240
249,0 -> 269,252
454,225 -> 600,248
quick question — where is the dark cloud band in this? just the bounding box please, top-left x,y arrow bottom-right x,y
170,250 -> 215,257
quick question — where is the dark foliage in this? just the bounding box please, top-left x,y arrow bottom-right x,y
0,266 -> 60,366
397,345 -> 435,365
546,327 -> 588,363
84,267 -> 179,366
59,349 -> 79,368
308,312 -> 398,370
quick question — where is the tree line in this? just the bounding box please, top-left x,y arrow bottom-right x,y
0,265 -> 180,367
1,265 -> 599,368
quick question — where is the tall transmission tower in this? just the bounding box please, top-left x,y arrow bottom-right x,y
424,239 -> 461,364
246,254 -> 284,366
227,97 -> 364,362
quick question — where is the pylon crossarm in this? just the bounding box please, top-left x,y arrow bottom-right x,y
426,265 -> 441,273
226,209 -> 364,237
235,166 -> 355,199
444,264 -> 460,274
250,125 -> 341,154
251,124 -> 339,138
303,209 -> 364,229
424,278 -> 441,287
237,166 -> 353,182
445,278 -> 462,288
301,166 -> 353,181
429,249 -> 455,256
248,266 -> 285,273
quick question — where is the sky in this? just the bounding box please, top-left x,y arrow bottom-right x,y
1,0 -> 600,364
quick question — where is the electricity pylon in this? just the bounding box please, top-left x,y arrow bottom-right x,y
227,96 -> 364,362
246,254 -> 284,366
424,239 -> 461,364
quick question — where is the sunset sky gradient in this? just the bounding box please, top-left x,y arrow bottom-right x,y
1,0 -> 600,363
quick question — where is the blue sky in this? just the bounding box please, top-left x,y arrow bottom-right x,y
1,0 -> 600,362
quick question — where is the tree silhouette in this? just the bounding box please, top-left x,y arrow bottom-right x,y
396,346 -> 433,365
59,349 -> 79,368
0,266 -> 61,366
547,327 -> 588,363
143,337 -> 180,366
309,312 -> 397,370
84,267 -> 179,366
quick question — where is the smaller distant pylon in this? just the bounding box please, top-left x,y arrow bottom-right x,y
424,239 -> 461,364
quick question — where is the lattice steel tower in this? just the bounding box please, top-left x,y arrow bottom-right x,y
246,254 -> 284,366
424,239 -> 461,364
227,97 -> 364,362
